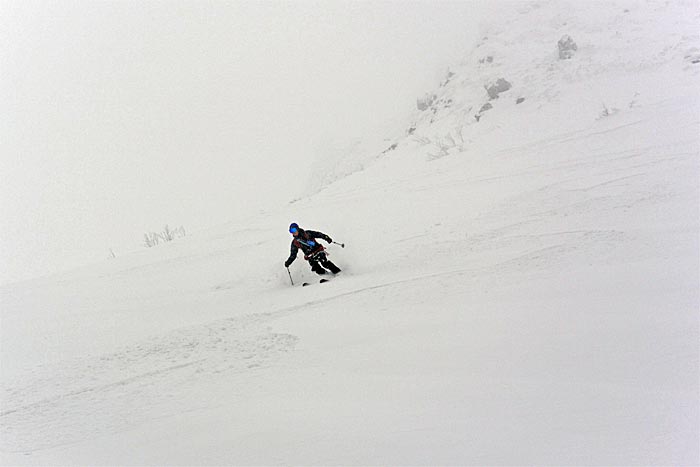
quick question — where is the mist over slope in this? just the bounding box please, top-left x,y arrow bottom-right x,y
2,1 -> 699,465
310,0 -> 699,190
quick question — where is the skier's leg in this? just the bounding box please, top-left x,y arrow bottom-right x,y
309,259 -> 327,275
320,257 -> 341,274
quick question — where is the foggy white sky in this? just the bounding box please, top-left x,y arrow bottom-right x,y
1,0 -> 484,285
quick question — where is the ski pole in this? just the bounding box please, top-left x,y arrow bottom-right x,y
332,241 -> 345,248
286,267 -> 294,286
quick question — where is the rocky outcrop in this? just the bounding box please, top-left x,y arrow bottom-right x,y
685,47 -> 700,64
417,93 -> 438,111
558,35 -> 578,59
485,78 -> 512,99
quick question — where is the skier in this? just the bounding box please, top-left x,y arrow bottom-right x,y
284,223 -> 341,275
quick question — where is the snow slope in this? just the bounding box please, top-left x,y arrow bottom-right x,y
2,1 -> 699,465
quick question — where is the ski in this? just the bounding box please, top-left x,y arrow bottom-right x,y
302,278 -> 330,287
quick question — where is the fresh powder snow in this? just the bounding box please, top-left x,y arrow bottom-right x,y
1,1 -> 699,465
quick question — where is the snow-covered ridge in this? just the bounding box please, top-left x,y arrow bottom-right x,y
341,1 -> 696,166
309,2 -> 699,192
2,1 -> 698,464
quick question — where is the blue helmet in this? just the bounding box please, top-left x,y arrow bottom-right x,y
289,222 -> 299,233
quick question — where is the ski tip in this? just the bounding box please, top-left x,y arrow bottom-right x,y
302,278 -> 330,286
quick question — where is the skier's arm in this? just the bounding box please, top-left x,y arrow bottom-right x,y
306,230 -> 332,243
284,242 -> 298,267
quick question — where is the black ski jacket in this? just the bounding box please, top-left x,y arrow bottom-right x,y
285,229 -> 332,266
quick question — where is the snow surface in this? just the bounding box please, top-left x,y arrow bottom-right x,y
2,1 -> 699,465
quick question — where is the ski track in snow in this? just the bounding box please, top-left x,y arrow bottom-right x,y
1,313 -> 298,453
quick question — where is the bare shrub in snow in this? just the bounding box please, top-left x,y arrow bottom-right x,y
411,135 -> 432,146
144,225 -> 186,248
427,137 -> 455,160
598,102 -> 620,119
427,128 -> 467,160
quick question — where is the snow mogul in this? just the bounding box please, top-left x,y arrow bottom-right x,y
284,223 -> 341,276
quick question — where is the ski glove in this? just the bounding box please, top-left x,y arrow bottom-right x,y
284,259 -> 292,268
326,237 -> 332,243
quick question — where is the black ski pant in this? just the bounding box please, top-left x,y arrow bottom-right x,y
308,252 -> 341,275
